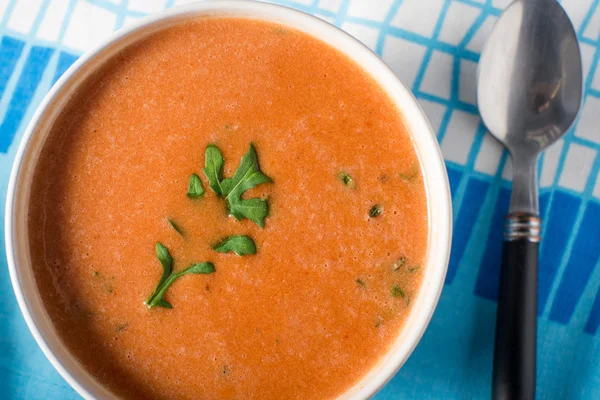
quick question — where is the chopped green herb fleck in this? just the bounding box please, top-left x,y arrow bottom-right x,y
338,172 -> 356,189
168,218 -> 184,236
392,257 -> 406,271
392,284 -> 405,298
145,242 -> 215,310
93,271 -> 113,294
399,164 -> 419,182
213,235 -> 256,256
369,204 -> 382,218
73,301 -> 94,320
408,265 -> 422,273
116,322 -> 129,332
375,316 -> 383,328
187,174 -> 204,198
356,279 -> 366,288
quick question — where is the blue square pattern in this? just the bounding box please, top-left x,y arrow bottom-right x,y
0,0 -> 599,398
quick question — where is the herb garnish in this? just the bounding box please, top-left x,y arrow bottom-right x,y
93,271 -> 113,294
369,204 -> 382,218
145,242 -> 215,309
203,144 -> 225,195
203,144 -> 273,227
116,322 -> 129,332
408,265 -> 421,273
168,218 -> 184,236
73,302 -> 94,320
187,174 -> 204,198
399,164 -> 419,182
213,235 -> 256,256
375,316 -> 383,328
356,279 -> 366,288
392,284 -> 405,298
392,256 -> 421,273
392,257 -> 406,271
338,172 -> 356,188
273,26 -> 289,35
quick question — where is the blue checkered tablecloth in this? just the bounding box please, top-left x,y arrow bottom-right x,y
1,0 -> 600,399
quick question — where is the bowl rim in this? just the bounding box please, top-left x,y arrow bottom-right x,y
5,1 -> 452,399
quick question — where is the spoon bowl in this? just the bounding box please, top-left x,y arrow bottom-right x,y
478,0 -> 582,157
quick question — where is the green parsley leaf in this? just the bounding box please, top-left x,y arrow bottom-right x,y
146,242 -> 174,308
155,242 -> 173,282
145,242 -> 215,309
187,174 -> 204,198
338,171 -> 356,188
182,262 -> 216,275
228,197 -> 270,227
369,204 -> 382,218
203,144 -> 272,227
214,235 -> 257,256
356,279 -> 366,288
392,284 -> 405,298
168,218 -> 184,236
221,144 -> 272,198
203,144 -> 225,195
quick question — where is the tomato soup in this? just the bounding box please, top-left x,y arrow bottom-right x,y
28,18 -> 428,399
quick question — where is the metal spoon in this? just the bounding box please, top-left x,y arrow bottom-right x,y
477,0 -> 582,398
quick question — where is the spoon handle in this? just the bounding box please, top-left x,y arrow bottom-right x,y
493,212 -> 540,400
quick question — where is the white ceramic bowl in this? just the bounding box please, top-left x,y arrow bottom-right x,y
5,1 -> 452,399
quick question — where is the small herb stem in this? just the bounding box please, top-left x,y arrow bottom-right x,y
147,271 -> 185,308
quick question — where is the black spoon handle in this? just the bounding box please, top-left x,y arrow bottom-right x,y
492,212 -> 540,400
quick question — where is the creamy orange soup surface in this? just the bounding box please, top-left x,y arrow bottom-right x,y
28,18 -> 428,400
